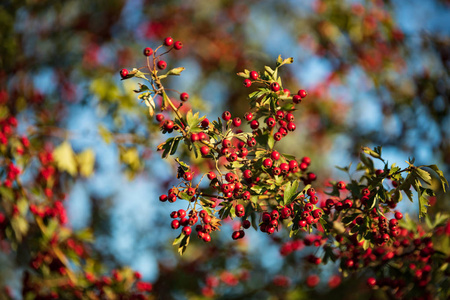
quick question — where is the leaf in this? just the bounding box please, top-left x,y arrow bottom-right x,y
165,67 -> 185,76
133,83 -> 150,93
77,149 -> 95,177
426,165 -> 449,192
237,69 -> 250,78
361,146 -> 384,162
264,66 -> 275,76
414,168 -> 432,186
283,181 -> 299,205
172,233 -> 184,246
178,235 -> 190,255
359,153 -> 374,171
131,68 -> 148,80
53,141 -> 77,176
276,55 -> 294,67
161,90 -> 170,111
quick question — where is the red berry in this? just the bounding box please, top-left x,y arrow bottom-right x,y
242,191 -> 251,200
271,151 -> 280,161
183,172 -> 193,181
250,120 -> 259,129
180,92 -> 189,102
367,277 -> 377,287
298,220 -> 307,227
395,211 -> 403,220
235,204 -> 245,217
225,172 -> 236,183
292,95 -> 302,104
200,146 -> 210,157
247,137 -> 256,147
143,47 -> 153,56
276,110 -> 285,120
232,231 -> 241,240
302,157 -> 311,165
232,117 -> 242,127
280,163 -> 289,174
283,89 -> 291,96
120,69 -> 129,78
182,226 -> 192,235
164,37 -> 174,46
306,275 -> 320,288
222,111 -> 231,121
244,112 -> 253,121
273,167 -> 281,176
174,41 -> 183,50
242,220 -> 251,229
274,132 -> 282,141
243,79 -> 251,87
270,82 -> 280,92
266,117 -> 276,127
157,60 -> 167,70
163,120 -> 174,130
243,170 -> 252,180
287,122 -> 296,131
337,181 -> 346,190
207,171 -> 216,180
156,114 -> 164,122
222,139 -> 232,148
171,220 -> 180,229
159,194 -> 168,202
201,118 -> 210,128
263,158 -> 273,168
203,233 -> 211,242
250,71 -> 259,80
298,89 -> 307,98
190,133 -> 199,142
289,160 -> 298,170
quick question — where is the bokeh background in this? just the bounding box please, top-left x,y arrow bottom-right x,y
1,0 -> 449,299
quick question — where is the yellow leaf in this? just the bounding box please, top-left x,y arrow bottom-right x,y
53,141 -> 77,176
77,149 -> 95,177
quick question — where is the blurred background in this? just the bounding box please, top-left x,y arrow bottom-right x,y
1,0 -> 449,299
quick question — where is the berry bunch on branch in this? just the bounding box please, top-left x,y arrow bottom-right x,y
121,37 -> 449,298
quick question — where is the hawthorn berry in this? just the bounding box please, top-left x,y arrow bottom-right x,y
222,111 -> 231,121
232,117 -> 242,127
276,110 -> 285,120
159,194 -> 168,202
244,112 -> 253,121
367,277 -> 377,287
250,71 -> 259,80
156,114 -> 164,122
157,60 -> 167,70
274,132 -> 282,141
164,37 -> 174,46
266,117 -> 276,127
247,137 -> 256,147
201,118 -> 210,128
242,220 -> 251,229
395,211 -> 403,220
337,181 -> 346,190
238,147 -> 248,158
283,89 -> 291,96
174,41 -> 183,50
225,172 -> 236,183
203,233 -> 211,242
273,167 -> 281,176
200,146 -> 210,156
263,158 -> 273,168
207,171 -> 216,180
271,151 -> 280,161
120,69 -> 129,78
171,220 -> 180,229
242,191 -> 251,200
232,231 -> 241,240
292,95 -> 302,104
287,122 -> 296,131
198,132 -> 207,141
180,92 -> 189,102
250,120 -> 259,129
270,82 -> 280,92
280,163 -> 289,174
235,204 -> 245,217
182,226 -> 192,235
143,47 -> 153,56
298,89 -> 307,98
183,171 -> 193,181
243,79 -> 251,87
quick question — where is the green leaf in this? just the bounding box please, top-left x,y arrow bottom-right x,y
276,55 -> 294,67
161,90 -> 170,111
414,168 -> 432,186
131,68 -> 148,80
172,233 -> 184,246
361,146 -> 384,161
53,141 -> 77,176
283,181 -> 299,205
178,235 -> 190,255
133,83 -> 150,93
77,149 -> 95,177
165,67 -> 185,76
359,153 -> 374,171
426,165 -> 449,192
237,69 -> 250,78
